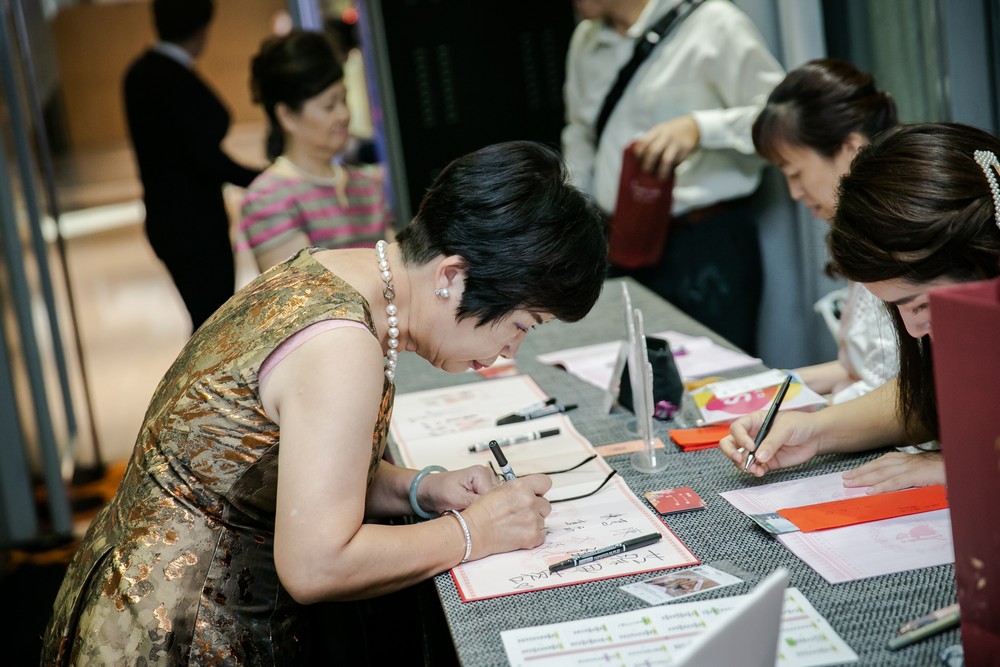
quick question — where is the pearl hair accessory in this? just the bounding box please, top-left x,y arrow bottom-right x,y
434,287 -> 450,299
375,240 -> 399,381
973,149 -> 1000,230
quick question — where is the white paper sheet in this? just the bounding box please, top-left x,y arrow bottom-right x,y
719,472 -> 954,583
535,330 -> 761,390
501,586 -> 858,666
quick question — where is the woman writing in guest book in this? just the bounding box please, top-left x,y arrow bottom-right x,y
752,58 -> 900,406
42,141 -> 608,665
722,123 -> 1000,494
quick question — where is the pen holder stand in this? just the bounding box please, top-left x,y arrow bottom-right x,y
630,443 -> 668,473
630,355 -> 669,474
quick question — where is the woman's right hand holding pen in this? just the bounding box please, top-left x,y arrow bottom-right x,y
720,410 -> 823,476
460,475 -> 553,560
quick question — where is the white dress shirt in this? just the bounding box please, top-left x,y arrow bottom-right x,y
153,41 -> 195,69
561,0 -> 785,215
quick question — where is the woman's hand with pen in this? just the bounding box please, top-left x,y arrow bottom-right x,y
460,475 -> 553,560
720,410 -> 822,476
415,465 -> 499,515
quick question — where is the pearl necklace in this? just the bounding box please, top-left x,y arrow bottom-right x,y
375,240 -> 399,381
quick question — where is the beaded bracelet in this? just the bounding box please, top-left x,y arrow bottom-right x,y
442,509 -> 472,563
408,465 -> 446,520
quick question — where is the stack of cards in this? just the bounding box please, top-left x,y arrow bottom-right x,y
644,487 -> 707,515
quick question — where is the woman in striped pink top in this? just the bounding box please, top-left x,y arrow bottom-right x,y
239,29 -> 393,272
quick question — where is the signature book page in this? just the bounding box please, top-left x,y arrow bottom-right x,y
390,375 -> 698,601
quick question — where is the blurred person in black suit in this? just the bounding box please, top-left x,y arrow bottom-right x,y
124,0 -> 260,332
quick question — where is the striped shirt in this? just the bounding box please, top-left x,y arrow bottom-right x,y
237,157 -> 392,256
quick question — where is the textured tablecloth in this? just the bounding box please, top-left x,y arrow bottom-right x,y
392,279 -> 958,666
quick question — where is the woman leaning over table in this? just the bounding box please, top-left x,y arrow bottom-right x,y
722,123 -> 1000,494
752,58 -> 900,406
238,29 -> 393,273
42,141 -> 608,665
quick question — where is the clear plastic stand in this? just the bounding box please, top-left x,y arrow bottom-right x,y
618,283 -> 642,438
630,310 -> 668,473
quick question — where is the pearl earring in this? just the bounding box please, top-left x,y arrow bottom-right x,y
434,288 -> 450,299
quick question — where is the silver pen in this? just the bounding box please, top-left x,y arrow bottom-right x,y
469,428 -> 560,453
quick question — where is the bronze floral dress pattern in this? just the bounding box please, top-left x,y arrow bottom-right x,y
42,249 -> 394,665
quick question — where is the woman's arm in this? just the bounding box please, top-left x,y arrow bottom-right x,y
794,360 -> 851,397
261,326 -> 550,603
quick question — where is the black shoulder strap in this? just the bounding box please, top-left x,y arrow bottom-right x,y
593,0 -> 704,143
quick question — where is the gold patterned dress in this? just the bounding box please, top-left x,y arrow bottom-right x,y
42,248 -> 394,665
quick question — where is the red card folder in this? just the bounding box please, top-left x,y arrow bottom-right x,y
776,485 -> 948,532
929,277 -> 1000,663
609,144 -> 674,269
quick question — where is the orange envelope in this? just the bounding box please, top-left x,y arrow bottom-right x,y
776,485 -> 948,532
668,425 -> 731,451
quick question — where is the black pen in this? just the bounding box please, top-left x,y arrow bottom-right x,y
469,428 -> 560,452
489,441 -> 517,481
744,375 -> 792,471
548,533 -> 662,573
513,403 -> 577,423
496,398 -> 557,425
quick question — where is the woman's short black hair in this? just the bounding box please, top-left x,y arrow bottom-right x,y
250,30 -> 344,134
396,141 -> 609,325
153,0 -> 213,44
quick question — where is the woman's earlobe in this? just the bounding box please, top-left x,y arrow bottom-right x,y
844,132 -> 867,159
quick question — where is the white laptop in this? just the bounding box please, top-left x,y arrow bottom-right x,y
673,567 -> 789,667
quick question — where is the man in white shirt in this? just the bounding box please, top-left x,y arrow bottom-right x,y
562,0 -> 783,353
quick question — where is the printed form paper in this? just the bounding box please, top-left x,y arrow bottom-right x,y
390,376 -> 698,601
501,587 -> 858,666
720,472 -> 954,584
535,330 -> 761,389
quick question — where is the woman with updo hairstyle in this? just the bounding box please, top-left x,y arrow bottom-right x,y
722,122 -> 1000,495
753,58 -> 900,406
238,29 -> 392,273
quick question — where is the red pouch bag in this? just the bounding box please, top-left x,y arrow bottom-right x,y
609,144 -> 674,269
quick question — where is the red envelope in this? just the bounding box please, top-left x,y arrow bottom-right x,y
668,425 -> 731,451
776,485 -> 948,532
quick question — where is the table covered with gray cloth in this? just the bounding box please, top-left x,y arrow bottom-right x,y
391,278 -> 958,666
